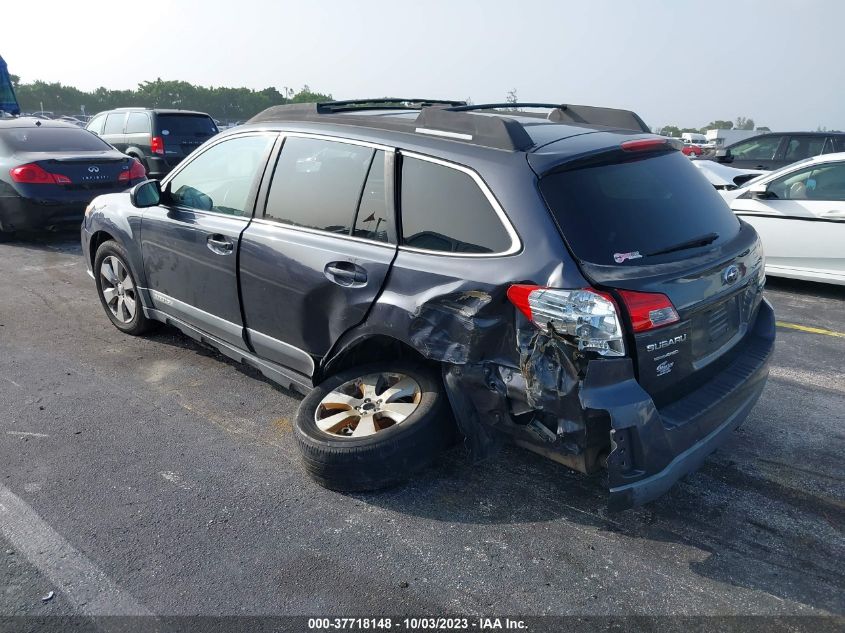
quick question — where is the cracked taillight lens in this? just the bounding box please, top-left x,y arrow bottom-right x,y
507,285 -> 625,357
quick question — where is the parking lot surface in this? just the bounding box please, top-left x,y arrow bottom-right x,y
0,231 -> 843,621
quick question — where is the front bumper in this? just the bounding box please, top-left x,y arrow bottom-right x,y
582,298 -> 776,510
0,197 -> 86,232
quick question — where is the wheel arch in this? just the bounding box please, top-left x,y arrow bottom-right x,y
318,333 -> 435,384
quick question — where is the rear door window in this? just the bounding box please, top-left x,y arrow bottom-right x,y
125,112 -> 150,135
784,135 -> 825,162
103,113 -> 126,135
353,150 -> 390,242
539,151 -> 741,266
729,135 -> 782,160
400,156 -> 512,254
264,136 -> 376,235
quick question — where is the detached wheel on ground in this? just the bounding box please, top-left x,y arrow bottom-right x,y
294,362 -> 454,492
94,240 -> 157,336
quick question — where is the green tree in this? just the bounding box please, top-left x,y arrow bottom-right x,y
13,78 -> 332,123
657,125 -> 681,137
735,116 -> 755,130
701,120 -> 733,132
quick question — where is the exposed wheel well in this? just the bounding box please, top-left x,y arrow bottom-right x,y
318,335 -> 434,384
88,230 -> 115,271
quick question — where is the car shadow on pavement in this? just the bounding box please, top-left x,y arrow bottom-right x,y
0,229 -> 82,254
765,276 -> 845,301
357,429 -> 844,613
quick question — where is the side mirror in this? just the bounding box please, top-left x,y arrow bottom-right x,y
749,182 -> 770,199
716,149 -> 733,164
130,179 -> 161,208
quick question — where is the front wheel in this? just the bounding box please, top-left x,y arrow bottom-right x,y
94,240 -> 156,335
294,362 -> 454,492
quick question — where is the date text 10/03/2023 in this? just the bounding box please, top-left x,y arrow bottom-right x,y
307,617 -> 529,630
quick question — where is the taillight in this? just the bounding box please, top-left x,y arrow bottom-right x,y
150,136 -> 165,155
10,163 -> 71,185
118,159 -> 147,182
617,290 -> 679,332
507,285 -> 625,357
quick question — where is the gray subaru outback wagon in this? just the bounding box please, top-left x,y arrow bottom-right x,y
81,99 -> 775,509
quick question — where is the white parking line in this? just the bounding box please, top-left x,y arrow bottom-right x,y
0,484 -> 153,616
6,431 -> 49,438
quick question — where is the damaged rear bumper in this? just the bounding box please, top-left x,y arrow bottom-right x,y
443,298 -> 775,511
583,298 -> 775,510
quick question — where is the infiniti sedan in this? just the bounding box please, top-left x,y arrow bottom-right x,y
0,117 -> 145,238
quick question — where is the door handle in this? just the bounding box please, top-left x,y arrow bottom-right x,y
324,261 -> 367,286
206,234 -> 234,255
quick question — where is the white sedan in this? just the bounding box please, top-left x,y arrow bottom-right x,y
721,152 -> 845,285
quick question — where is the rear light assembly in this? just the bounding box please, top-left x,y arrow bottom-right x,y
9,163 -> 71,185
150,136 -> 165,155
617,289 -> 679,332
118,159 -> 147,182
507,285 -> 625,357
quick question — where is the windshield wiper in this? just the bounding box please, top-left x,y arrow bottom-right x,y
646,232 -> 719,257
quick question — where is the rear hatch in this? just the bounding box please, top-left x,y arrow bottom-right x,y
536,147 -> 766,405
154,114 -> 218,162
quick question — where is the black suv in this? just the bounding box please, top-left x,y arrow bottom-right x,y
86,108 -> 218,178
715,131 -> 845,170
81,99 -> 775,510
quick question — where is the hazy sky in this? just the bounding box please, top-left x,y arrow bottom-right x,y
3,0 -> 844,131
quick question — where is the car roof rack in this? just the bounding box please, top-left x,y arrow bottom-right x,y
447,103 -> 650,133
248,100 -> 650,151
314,98 -> 468,113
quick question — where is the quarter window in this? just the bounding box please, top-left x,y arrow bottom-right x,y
264,136 -> 375,235
167,134 -> 274,216
400,157 -> 512,254
103,113 -> 126,135
125,112 -> 150,135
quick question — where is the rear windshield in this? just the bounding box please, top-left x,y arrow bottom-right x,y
156,115 -> 218,137
539,151 -> 741,266
0,127 -> 111,152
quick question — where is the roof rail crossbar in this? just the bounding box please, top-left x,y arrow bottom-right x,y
547,104 -> 650,133
447,102 -> 565,112
319,98 -> 467,111
414,107 -> 534,151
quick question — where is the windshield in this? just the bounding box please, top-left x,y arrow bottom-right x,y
539,151 -> 741,266
0,127 -> 112,152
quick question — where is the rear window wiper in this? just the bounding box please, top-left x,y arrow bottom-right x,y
646,232 -> 719,257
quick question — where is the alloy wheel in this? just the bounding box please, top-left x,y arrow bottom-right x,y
314,373 -> 422,438
100,255 -> 137,323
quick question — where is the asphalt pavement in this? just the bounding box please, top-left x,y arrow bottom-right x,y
0,231 -> 843,625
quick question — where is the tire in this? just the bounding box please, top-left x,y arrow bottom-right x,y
94,240 -> 157,335
0,230 -> 14,242
294,361 -> 453,492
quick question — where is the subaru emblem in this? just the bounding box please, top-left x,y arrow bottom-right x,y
722,264 -> 740,285
88,166 -> 100,173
